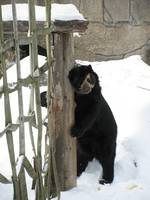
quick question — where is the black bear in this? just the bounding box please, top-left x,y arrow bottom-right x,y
68,64 -> 117,184
19,44 -> 47,59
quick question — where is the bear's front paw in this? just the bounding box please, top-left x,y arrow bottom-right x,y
71,126 -> 82,138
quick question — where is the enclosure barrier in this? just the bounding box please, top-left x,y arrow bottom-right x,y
0,0 -> 88,199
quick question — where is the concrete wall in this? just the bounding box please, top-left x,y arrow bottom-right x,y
55,0 -> 150,63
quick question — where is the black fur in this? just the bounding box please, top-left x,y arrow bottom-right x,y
19,45 -> 47,59
40,91 -> 47,107
68,65 -> 117,184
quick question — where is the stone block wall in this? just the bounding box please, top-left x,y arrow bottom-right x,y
55,0 -> 150,63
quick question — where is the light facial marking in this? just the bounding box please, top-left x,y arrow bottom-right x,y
78,73 -> 95,94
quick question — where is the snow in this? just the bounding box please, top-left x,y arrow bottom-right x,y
1,3 -> 85,22
1,55 -> 150,199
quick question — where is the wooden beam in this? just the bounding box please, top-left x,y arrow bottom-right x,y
53,32 -> 76,191
3,19 -> 88,35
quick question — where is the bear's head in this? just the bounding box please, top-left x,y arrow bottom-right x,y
68,64 -> 98,95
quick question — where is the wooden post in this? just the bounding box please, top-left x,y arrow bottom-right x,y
52,32 -> 76,191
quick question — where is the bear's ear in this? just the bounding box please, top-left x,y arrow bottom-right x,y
87,64 -> 93,71
68,67 -> 77,81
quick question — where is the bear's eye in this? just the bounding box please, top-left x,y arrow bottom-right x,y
87,77 -> 91,83
86,74 -> 93,84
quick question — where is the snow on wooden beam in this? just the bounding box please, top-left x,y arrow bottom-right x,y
2,4 -> 86,22
2,3 -> 88,34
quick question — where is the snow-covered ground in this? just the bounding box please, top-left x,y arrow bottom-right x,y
0,55 -> 150,200
60,56 -> 150,200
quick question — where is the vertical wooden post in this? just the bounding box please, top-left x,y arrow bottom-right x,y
45,0 -> 61,198
53,32 -> 76,191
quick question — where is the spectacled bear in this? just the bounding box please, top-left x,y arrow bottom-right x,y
68,64 -> 117,184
